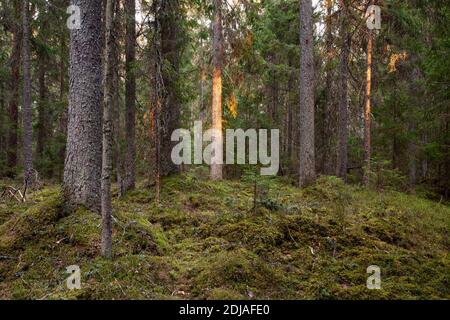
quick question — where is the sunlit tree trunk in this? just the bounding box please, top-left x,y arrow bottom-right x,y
363,30 -> 373,186
211,0 -> 223,181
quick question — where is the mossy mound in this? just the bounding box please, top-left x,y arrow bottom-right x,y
0,173 -> 448,299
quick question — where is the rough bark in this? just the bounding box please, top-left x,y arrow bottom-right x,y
112,2 -> 123,195
323,0 -> 334,175
123,0 -> 136,191
363,30 -> 373,186
336,0 -> 350,181
0,80 -> 4,162
211,0 -> 223,181
63,0 -> 103,213
101,0 -> 115,259
160,0 -> 181,177
37,50 -> 49,159
7,0 -> 22,177
298,0 -> 316,187
37,4 -> 50,163
22,0 -> 33,186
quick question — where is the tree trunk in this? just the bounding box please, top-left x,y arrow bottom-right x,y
64,0 -> 103,213
0,80 -> 4,163
37,3 -> 50,168
299,0 -> 316,187
22,0 -> 33,186
323,0 -> 334,175
37,50 -> 48,159
123,0 -> 136,191
101,0 -> 116,259
112,2 -> 123,195
363,30 -> 373,186
58,27 -> 67,180
211,0 -> 223,181
7,0 -> 22,177
159,0 -> 181,177
336,0 -> 350,181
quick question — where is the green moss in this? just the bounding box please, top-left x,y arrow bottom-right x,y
0,174 -> 448,300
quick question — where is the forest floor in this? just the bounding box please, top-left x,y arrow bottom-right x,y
0,168 -> 449,300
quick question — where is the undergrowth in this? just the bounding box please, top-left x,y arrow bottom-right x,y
0,171 -> 448,300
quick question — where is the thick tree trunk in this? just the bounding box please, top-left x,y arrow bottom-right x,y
336,1 -> 350,181
101,0 -> 115,259
323,0 -> 334,175
160,0 -> 181,177
63,0 -> 103,213
7,0 -> 22,177
123,0 -> 136,191
211,0 -> 223,181
363,30 -> 373,186
299,0 -> 316,187
22,0 -> 33,186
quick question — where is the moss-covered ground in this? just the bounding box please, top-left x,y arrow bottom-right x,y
0,170 -> 448,299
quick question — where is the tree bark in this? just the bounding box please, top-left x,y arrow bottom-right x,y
112,1 -> 123,195
63,0 -> 103,213
299,0 -> 316,187
211,0 -> 223,181
123,0 -> 136,191
363,30 -> 373,186
160,0 -> 182,177
101,0 -> 115,259
336,0 -> 350,181
7,0 -> 22,177
22,0 -> 33,186
323,0 -> 334,175
37,4 -> 50,164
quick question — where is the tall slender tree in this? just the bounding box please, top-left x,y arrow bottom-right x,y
160,0 -> 182,177
101,0 -> 116,258
363,28 -> 373,186
124,0 -> 136,191
63,0 -> 103,212
211,0 -> 223,181
336,0 -> 350,181
323,0 -> 334,175
299,0 -> 316,187
22,0 -> 33,187
7,0 -> 22,177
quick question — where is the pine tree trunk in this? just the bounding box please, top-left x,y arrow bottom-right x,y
336,0 -> 350,181
160,0 -> 181,177
58,28 -> 67,180
64,0 -> 103,212
7,0 -> 22,177
299,0 -> 316,187
22,0 -> 33,186
211,0 -> 223,181
363,30 -> 373,186
0,80 -> 4,162
101,0 -> 115,259
123,0 -> 136,191
323,0 -> 334,175
112,2 -> 123,195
